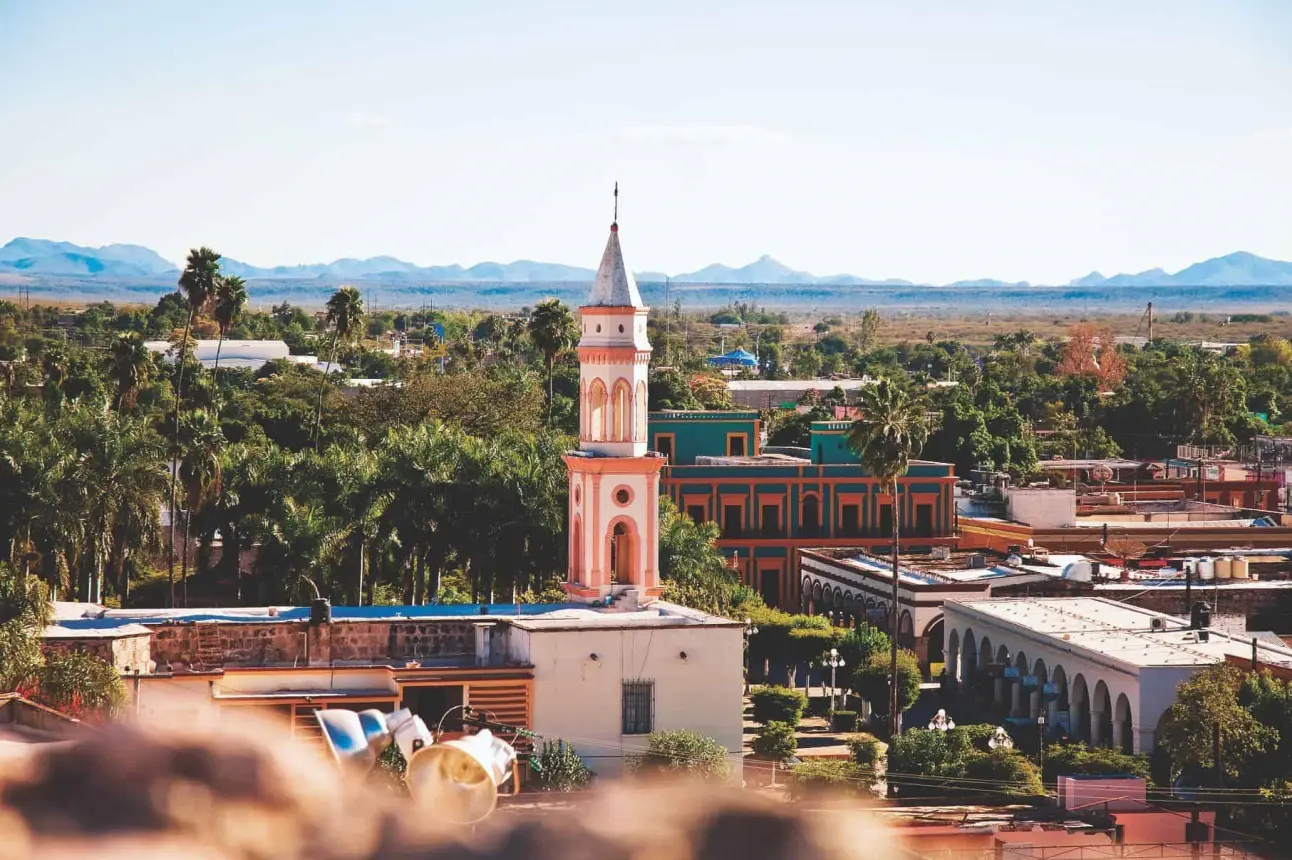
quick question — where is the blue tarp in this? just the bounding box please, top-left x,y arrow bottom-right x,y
707,348 -> 758,367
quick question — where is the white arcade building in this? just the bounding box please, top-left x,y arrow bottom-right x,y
943,596 -> 1292,754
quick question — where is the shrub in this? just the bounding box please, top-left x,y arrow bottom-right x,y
847,734 -> 882,769
1042,741 -> 1150,786
628,730 -> 731,781
533,740 -> 593,792
752,721 -> 798,762
835,625 -> 891,689
751,685 -> 808,727
788,759 -> 870,799
831,710 -> 859,732
963,750 -> 1044,797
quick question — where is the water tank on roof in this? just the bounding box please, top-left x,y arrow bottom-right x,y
1006,554 -> 1023,567
1233,557 -> 1250,580
1190,601 -> 1212,631
1198,558 -> 1215,581
1062,561 -> 1093,582
1215,557 -> 1233,580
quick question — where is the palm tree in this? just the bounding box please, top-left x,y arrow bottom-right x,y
178,410 -> 225,606
846,378 -> 929,738
317,443 -> 390,605
211,275 -> 248,379
169,247 -> 221,606
255,498 -> 344,603
109,332 -> 152,412
526,299 -> 578,423
312,286 -> 364,449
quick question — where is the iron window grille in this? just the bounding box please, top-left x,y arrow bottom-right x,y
622,679 -> 655,735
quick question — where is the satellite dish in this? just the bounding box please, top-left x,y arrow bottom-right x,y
1062,561 -> 1093,582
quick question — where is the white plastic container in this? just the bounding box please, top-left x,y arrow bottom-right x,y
1198,557 -> 1215,580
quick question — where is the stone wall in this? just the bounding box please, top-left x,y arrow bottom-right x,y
147,619 -> 477,669
42,633 -> 153,674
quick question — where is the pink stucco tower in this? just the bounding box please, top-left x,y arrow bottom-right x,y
564,209 -> 664,603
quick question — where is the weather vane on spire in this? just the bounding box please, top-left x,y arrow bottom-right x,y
613,181 -> 619,225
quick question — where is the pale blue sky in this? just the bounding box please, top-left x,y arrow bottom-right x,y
2,0 -> 1290,283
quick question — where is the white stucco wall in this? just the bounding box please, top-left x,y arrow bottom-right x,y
1006,488 -> 1077,528
518,623 -> 744,779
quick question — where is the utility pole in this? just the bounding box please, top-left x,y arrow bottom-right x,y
1147,301 -> 1154,342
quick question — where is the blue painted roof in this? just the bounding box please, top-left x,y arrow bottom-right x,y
56,603 -> 587,629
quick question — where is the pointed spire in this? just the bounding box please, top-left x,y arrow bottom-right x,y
589,184 -> 643,307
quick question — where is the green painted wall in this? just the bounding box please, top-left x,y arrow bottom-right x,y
649,411 -> 759,465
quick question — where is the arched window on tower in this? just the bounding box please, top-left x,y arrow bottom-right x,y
635,381 -> 647,442
589,379 -> 607,442
612,380 -> 630,442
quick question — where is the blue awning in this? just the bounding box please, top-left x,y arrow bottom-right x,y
707,348 -> 758,367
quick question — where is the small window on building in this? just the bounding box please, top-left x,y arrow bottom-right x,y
687,504 -> 706,524
728,435 -> 746,457
723,504 -> 743,538
879,504 -> 894,537
761,504 -> 780,537
615,488 -> 631,505
841,504 -> 860,537
656,435 -> 674,464
622,679 -> 654,735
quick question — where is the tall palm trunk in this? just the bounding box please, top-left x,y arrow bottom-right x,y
356,533 -> 365,607
167,309 -> 194,608
181,507 -> 192,607
889,476 -> 901,738
312,330 -> 339,450
546,356 -> 555,424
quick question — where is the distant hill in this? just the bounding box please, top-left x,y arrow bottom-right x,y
1067,253 -> 1292,287
5,236 -> 1292,288
0,238 -> 176,277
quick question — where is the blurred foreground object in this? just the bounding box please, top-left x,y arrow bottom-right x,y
317,707 -> 516,824
0,720 -> 892,860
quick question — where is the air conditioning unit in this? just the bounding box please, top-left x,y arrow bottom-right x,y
931,546 -> 952,561
1150,617 -> 1166,631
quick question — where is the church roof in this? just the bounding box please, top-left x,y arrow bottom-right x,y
589,223 -> 644,308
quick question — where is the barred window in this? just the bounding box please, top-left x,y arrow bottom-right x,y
622,679 -> 654,735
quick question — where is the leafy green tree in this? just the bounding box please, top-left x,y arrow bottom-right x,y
526,299 -> 578,424
847,378 -> 929,733
629,729 -> 732,781
658,497 -> 740,614
313,285 -> 364,448
1041,742 -> 1150,786
963,749 -> 1043,796
1157,663 -> 1275,782
851,649 -> 922,724
648,367 -> 701,410
752,721 -> 798,762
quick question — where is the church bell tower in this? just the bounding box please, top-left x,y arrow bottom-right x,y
564,188 -> 664,603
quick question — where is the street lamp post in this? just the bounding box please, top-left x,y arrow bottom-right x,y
743,617 -> 758,694
1037,713 -> 1047,767
824,648 -> 845,711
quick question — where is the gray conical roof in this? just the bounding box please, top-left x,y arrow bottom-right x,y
588,223 -> 643,308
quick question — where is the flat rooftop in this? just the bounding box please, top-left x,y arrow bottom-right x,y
945,596 -> 1292,669
48,601 -> 738,633
806,549 -> 1056,586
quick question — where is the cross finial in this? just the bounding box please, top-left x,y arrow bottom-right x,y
613,181 -> 619,225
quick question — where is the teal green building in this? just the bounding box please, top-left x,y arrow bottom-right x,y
649,410 -> 957,611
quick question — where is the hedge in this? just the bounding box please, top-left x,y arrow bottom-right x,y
751,685 -> 808,726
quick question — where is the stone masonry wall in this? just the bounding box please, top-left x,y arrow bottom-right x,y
42,633 -> 152,674
147,619 -> 477,669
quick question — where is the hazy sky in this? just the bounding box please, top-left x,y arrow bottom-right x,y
2,1 -> 1291,284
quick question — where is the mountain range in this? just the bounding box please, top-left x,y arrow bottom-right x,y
4,237 -> 1292,287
